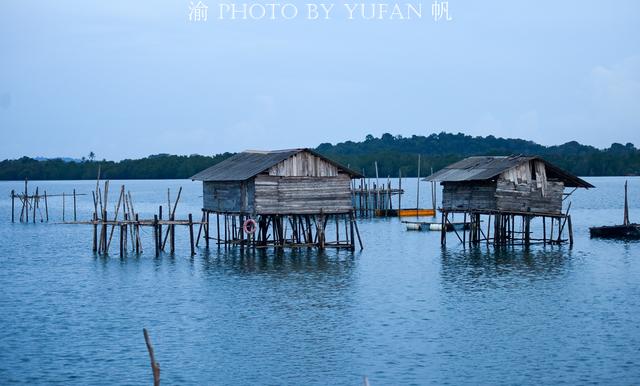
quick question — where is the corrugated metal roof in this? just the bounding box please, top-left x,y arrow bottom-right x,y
191,148 -> 363,181
425,155 -> 594,188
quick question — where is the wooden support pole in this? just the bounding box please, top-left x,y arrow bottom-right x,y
170,214 -> 175,254
568,215 -> 574,246
351,211 -> 363,250
119,221 -> 124,257
11,189 -> 14,223
62,192 -> 66,222
205,211 -> 210,249
349,212 -> 355,250
73,189 -> 77,222
158,206 -> 163,251
188,213 -> 195,256
135,214 -> 140,254
153,215 -> 159,258
24,178 -> 28,223
92,213 -> 98,252
44,191 -> 49,222
101,210 -> 108,254
196,210 -> 204,247
32,187 -> 37,223
216,213 -> 221,246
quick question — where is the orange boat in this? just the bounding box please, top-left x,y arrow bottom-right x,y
398,208 -> 436,217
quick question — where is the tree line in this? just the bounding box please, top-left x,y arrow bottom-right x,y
0,132 -> 638,180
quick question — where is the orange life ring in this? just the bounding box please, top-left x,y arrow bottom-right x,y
243,218 -> 257,234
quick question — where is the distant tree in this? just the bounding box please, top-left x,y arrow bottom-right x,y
88,151 -> 95,161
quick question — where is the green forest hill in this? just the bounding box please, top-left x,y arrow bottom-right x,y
1,132 -> 639,180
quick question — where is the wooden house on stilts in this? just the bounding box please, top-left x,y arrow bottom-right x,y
191,149 -> 363,250
426,156 -> 593,246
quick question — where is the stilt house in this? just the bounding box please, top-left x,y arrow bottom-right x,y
426,155 -> 593,246
191,149 -> 363,249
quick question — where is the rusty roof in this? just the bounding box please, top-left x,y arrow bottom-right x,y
425,155 -> 594,188
191,148 -> 362,181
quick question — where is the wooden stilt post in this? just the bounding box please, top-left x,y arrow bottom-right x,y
542,216 -> 546,245
119,221 -> 124,257
188,213 -> 195,256
216,212 -> 221,246
349,212 -> 355,250
24,178 -> 28,223
135,214 -> 140,254
568,215 -> 574,246
62,192 -> 65,222
440,212 -> 447,246
101,210 -> 108,254
462,212 -> 467,246
153,215 -> 159,258
123,214 -> 128,254
92,213 -> 98,252
158,206 -> 163,251
73,189 -> 77,222
205,211 -> 210,249
44,190 -> 49,222
196,210 -> 205,247
11,190 -> 15,223
170,214 -> 175,254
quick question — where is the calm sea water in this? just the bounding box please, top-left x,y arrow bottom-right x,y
0,177 -> 639,385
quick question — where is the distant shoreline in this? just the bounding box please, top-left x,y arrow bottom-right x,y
1,132 -> 639,180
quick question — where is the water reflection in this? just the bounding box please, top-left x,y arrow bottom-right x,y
440,245 -> 574,290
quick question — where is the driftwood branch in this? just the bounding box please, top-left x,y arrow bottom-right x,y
143,328 -> 161,386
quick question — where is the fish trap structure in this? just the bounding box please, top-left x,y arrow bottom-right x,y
426,156 -> 594,247
191,148 -> 364,250
10,178 -> 86,223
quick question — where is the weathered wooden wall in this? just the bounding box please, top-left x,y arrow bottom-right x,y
254,174 -> 352,214
268,151 -> 338,177
203,180 -> 254,213
496,179 -> 564,214
442,182 -> 498,211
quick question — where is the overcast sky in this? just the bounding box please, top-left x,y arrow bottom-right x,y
1,0 -> 639,160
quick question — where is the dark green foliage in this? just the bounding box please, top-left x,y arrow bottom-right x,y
315,132 -> 640,177
1,132 -> 638,180
0,153 -> 233,181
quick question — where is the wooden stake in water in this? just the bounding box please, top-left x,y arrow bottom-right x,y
416,154 -> 421,210
11,189 -> 15,223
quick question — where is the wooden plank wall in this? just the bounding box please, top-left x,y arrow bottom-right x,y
203,181 -> 254,213
254,174 -> 352,214
495,179 -> 564,214
268,151 -> 338,177
442,182 -> 498,211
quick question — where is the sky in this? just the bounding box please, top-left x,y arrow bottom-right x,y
0,0 -> 639,160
